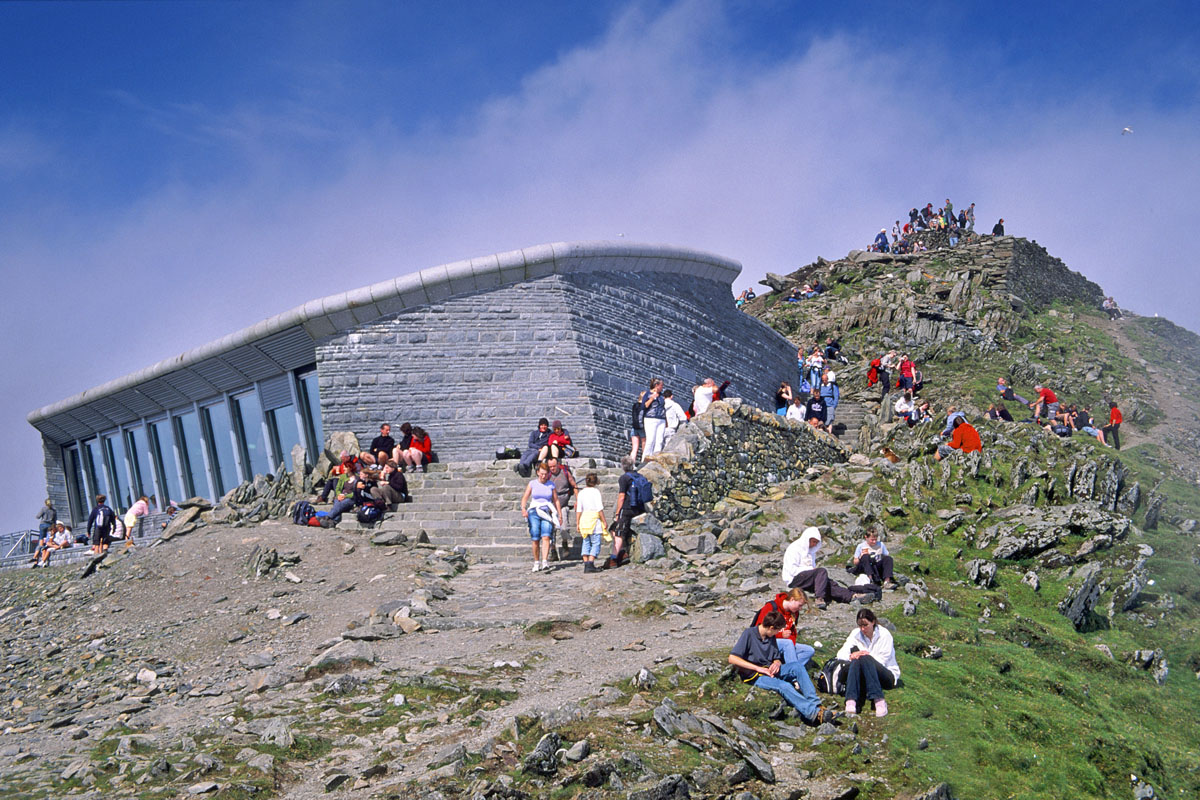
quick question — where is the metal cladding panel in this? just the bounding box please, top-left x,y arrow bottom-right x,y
137,378 -> 191,410
52,413 -> 96,441
259,374 -> 292,410
162,369 -> 219,400
32,419 -> 70,444
90,395 -> 139,427
69,404 -> 117,432
255,327 -> 316,370
191,358 -> 249,393
109,388 -> 163,419
222,344 -> 282,381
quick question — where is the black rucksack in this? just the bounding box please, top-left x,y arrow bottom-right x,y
357,503 -> 383,524
816,657 -> 851,695
291,500 -> 316,526
626,472 -> 653,509
94,505 -> 114,533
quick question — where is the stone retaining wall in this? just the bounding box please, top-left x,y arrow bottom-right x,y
638,399 -> 850,523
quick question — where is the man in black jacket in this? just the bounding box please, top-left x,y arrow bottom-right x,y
86,494 -> 117,555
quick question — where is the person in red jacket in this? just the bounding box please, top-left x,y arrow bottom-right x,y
1102,401 -> 1123,450
400,426 -> 432,473
753,588 -> 815,665
935,417 -> 982,460
1031,385 -> 1059,420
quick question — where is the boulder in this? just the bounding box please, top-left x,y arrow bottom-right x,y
307,640 -> 376,673
630,513 -> 665,538
326,431 -> 362,459
522,732 -> 561,776
1057,563 -> 1106,631
966,559 -> 997,588
1127,649 -> 1169,685
670,533 -> 717,555
161,506 -> 202,541
631,534 -> 665,562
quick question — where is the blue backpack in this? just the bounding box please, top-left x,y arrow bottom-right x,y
627,472 -> 653,509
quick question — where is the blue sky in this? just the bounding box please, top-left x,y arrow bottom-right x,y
3,0 -> 1198,515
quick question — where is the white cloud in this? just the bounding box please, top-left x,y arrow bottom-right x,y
4,0 -> 1199,513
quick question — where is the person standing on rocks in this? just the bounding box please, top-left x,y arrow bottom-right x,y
520,462 -> 561,573
575,473 -> 607,573
629,397 -> 646,465
820,371 -> 840,429
728,610 -> 837,726
35,498 -> 56,540
838,608 -> 900,718
1031,384 -> 1059,420
640,378 -> 668,458
86,494 -> 117,555
663,389 -> 687,442
992,218 -> 1005,235
692,378 -> 716,417
966,202 -> 975,231
1103,401 -> 1123,450
605,456 -> 647,570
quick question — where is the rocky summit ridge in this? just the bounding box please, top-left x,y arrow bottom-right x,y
2,233 -> 1199,800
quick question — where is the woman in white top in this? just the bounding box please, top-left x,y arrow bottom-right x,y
575,473 -> 607,574
836,608 -> 900,717
785,395 -> 806,423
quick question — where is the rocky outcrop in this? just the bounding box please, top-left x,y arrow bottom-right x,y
639,400 -> 849,523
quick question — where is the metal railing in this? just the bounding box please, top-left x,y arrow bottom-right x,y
0,513 -> 173,573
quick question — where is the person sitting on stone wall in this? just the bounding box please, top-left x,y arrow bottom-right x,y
317,451 -> 358,503
1030,384 -> 1060,420
369,423 -> 396,464
399,426 -> 432,473
936,416 -> 982,460
824,337 -> 848,365
782,528 -> 877,609
389,422 -> 412,462
547,420 -> 576,459
30,527 -> 54,567
35,522 -> 75,567
517,418 -> 551,477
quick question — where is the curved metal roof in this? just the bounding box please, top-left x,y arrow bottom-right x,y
29,241 -> 742,438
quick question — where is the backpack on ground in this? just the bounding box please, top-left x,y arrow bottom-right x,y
816,657 -> 851,695
291,500 -> 316,526
627,472 -> 653,509
306,516 -> 324,528
357,503 -> 383,525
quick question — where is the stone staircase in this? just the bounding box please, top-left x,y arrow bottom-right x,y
360,458 -> 625,563
831,400 -> 866,449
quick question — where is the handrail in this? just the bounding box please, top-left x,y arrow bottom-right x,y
3,530 -> 35,559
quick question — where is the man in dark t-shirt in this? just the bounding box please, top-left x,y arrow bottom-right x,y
369,424 -> 396,463
604,456 -> 644,570
805,393 -> 827,431
728,611 -> 835,726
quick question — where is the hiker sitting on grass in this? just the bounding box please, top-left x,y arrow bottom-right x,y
996,377 -> 1030,407
728,610 -> 838,727
838,609 -> 900,718
753,588 -> 815,666
852,529 -> 896,589
986,403 -> 1014,422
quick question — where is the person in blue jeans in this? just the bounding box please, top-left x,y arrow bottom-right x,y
520,463 -> 562,574
728,611 -> 838,726
837,608 -> 901,717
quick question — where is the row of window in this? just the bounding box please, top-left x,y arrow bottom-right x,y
62,369 -> 322,522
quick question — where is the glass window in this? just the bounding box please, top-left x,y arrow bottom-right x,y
269,404 -> 303,468
298,371 -> 323,454
104,434 -> 133,512
202,402 -> 239,495
150,419 -> 184,506
233,391 -> 271,478
66,447 -> 86,522
126,426 -> 157,507
175,411 -> 210,499
84,438 -> 109,502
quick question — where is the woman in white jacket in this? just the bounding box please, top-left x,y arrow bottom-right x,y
836,608 -> 900,717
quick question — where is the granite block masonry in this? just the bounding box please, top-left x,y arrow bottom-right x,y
317,267 -> 797,462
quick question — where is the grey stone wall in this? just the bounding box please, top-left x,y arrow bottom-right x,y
1007,238 -> 1103,311
315,272 -> 796,462
637,399 -> 850,523
40,435 -> 70,525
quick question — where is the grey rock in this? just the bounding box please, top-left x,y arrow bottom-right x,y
371,531 -> 408,546
630,513 -> 665,538
632,668 -> 657,690
246,752 -> 275,774
522,732 -> 561,776
308,639 -> 376,672
966,559 -> 997,588
1127,649 -> 1169,685
428,743 -> 466,769
563,740 -> 590,762
628,774 -> 690,800
632,534 -> 666,562
186,783 -> 219,795
912,783 -> 955,800
670,533 -> 717,555
1058,562 -> 1106,631
241,651 -> 275,670
739,750 -> 775,784
260,717 -> 293,748
652,699 -> 706,738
